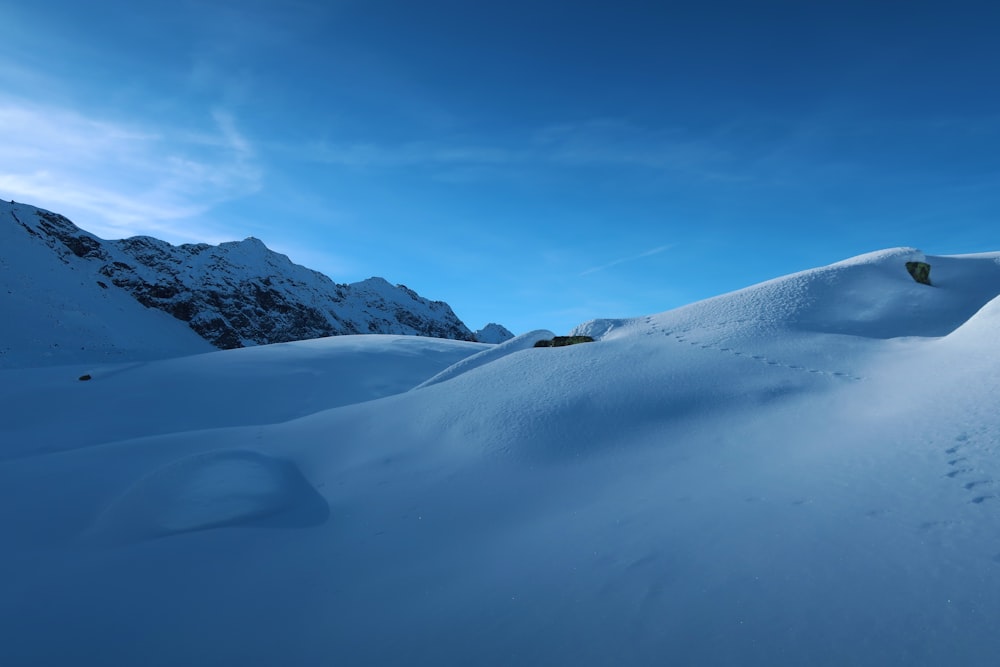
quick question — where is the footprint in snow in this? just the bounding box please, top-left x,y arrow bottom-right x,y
668,336 -> 859,380
919,520 -> 960,531
970,495 -> 996,504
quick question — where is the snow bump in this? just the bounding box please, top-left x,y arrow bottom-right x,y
89,450 -> 328,543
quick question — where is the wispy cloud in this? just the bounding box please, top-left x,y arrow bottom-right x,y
303,140 -> 522,169
301,118 -> 743,183
0,98 -> 261,242
307,111 -> 989,191
533,119 -> 733,174
580,244 -> 674,276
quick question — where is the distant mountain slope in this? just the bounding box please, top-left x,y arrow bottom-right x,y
2,200 -> 482,358
0,202 -> 215,368
474,322 -> 515,343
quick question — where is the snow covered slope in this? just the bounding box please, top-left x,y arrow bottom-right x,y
1,201 -> 215,368
1,200 -> 481,359
474,322 -> 515,343
0,334 -> 487,460
413,328 -> 554,389
574,247 -> 1000,341
2,248 -> 1000,666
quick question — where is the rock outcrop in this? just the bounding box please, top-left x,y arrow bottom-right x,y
906,261 -> 932,286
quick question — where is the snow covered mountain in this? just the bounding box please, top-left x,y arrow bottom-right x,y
1,202 -> 215,368
1,200 -> 482,363
3,247 -> 1000,665
474,321 -> 515,343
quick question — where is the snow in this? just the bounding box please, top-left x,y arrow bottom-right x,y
0,202 -> 214,368
3,247 -> 1000,665
89,449 -> 330,544
474,322 -> 516,343
0,334 -> 486,460
413,328 -> 554,389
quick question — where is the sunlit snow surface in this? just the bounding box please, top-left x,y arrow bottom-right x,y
3,248 -> 1000,666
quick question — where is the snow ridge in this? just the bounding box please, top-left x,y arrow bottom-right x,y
413,329 -> 554,389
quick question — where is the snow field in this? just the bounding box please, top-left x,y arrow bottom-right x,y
2,248 -> 1000,665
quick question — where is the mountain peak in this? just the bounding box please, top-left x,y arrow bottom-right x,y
474,323 -> 515,343
236,236 -> 269,250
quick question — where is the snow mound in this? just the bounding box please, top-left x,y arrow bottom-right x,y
413,329 -> 555,389
580,248 -> 1000,344
941,292 -> 1000,348
777,248 -> 1000,338
89,450 -> 328,543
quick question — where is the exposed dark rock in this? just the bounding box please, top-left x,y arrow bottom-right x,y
906,261 -> 932,286
34,211 -> 107,260
534,335 -> 596,348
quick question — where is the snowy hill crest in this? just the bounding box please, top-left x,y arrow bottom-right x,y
3,200 -> 479,352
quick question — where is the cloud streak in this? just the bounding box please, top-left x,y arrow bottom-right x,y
580,244 -> 674,276
0,98 -> 261,242
302,140 -> 523,169
301,118 -> 744,183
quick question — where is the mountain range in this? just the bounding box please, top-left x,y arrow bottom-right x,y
1,199 -> 511,368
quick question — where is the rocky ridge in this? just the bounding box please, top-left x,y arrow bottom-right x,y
3,200 -> 495,349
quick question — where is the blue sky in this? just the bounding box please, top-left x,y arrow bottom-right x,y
2,0 -> 1000,334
